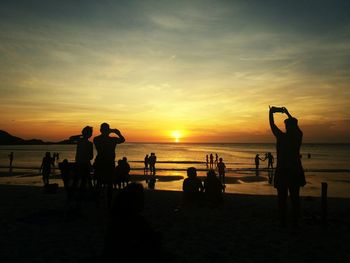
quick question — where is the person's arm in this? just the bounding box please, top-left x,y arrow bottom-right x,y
110,129 -> 125,144
282,107 -> 293,119
269,106 -> 283,137
69,135 -> 82,142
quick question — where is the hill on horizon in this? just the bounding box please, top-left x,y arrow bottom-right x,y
0,130 -> 74,145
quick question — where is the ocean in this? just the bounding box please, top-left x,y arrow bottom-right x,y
0,143 -> 349,197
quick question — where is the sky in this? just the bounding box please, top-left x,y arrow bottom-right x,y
0,0 -> 350,143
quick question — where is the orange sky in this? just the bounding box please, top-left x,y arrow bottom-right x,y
1,1 -> 349,143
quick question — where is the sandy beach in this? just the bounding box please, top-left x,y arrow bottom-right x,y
0,170 -> 350,263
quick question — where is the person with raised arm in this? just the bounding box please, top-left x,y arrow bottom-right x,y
93,123 -> 125,208
269,106 -> 306,227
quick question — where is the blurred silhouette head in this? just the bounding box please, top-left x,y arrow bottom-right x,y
207,169 -> 217,178
45,152 -> 50,157
122,157 -> 127,162
284,117 -> 298,132
187,167 -> 197,178
82,126 -> 93,138
219,158 -> 223,162
100,122 -> 110,135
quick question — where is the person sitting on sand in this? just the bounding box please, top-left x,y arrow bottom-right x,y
182,167 -> 204,204
103,183 -> 163,262
204,170 -> 224,206
40,152 -> 54,186
269,106 -> 305,227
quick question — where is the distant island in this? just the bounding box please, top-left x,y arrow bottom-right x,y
0,130 -> 74,145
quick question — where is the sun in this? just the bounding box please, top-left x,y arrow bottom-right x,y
171,130 -> 182,143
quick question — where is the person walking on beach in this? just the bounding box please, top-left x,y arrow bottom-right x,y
183,167 -> 204,205
269,106 -> 305,227
206,154 -> 209,168
93,123 -> 125,208
70,126 -> 94,202
217,157 -> 226,187
9,152 -> 14,174
215,153 -> 218,167
40,152 -> 54,185
149,152 -> 157,176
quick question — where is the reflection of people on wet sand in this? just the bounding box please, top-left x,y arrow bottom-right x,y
269,106 -> 305,227
40,152 -> 54,186
9,152 -> 14,174
93,123 -> 125,208
149,152 -> 157,176
182,167 -> 204,205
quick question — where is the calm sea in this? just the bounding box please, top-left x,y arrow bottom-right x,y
1,143 -> 349,197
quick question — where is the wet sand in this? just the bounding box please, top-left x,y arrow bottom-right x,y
0,177 -> 349,262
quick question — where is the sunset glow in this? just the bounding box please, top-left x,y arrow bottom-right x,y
171,131 -> 182,143
0,1 -> 349,142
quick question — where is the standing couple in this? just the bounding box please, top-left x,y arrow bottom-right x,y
71,122 -> 125,208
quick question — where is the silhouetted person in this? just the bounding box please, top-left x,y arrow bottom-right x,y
255,154 -> 263,176
206,154 -> 209,168
9,152 -> 14,174
70,126 -> 94,202
269,106 -> 306,227
40,152 -> 54,185
182,167 -> 204,205
59,159 -> 71,191
144,154 -> 149,175
59,159 -> 76,201
209,153 -> 214,169
93,123 -> 125,208
307,153 -> 311,159
204,170 -> 224,206
217,157 -> 226,187
114,159 -> 123,189
215,153 -> 218,167
103,183 -> 163,262
149,152 -> 157,176
266,152 -> 274,169
120,157 -> 131,188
